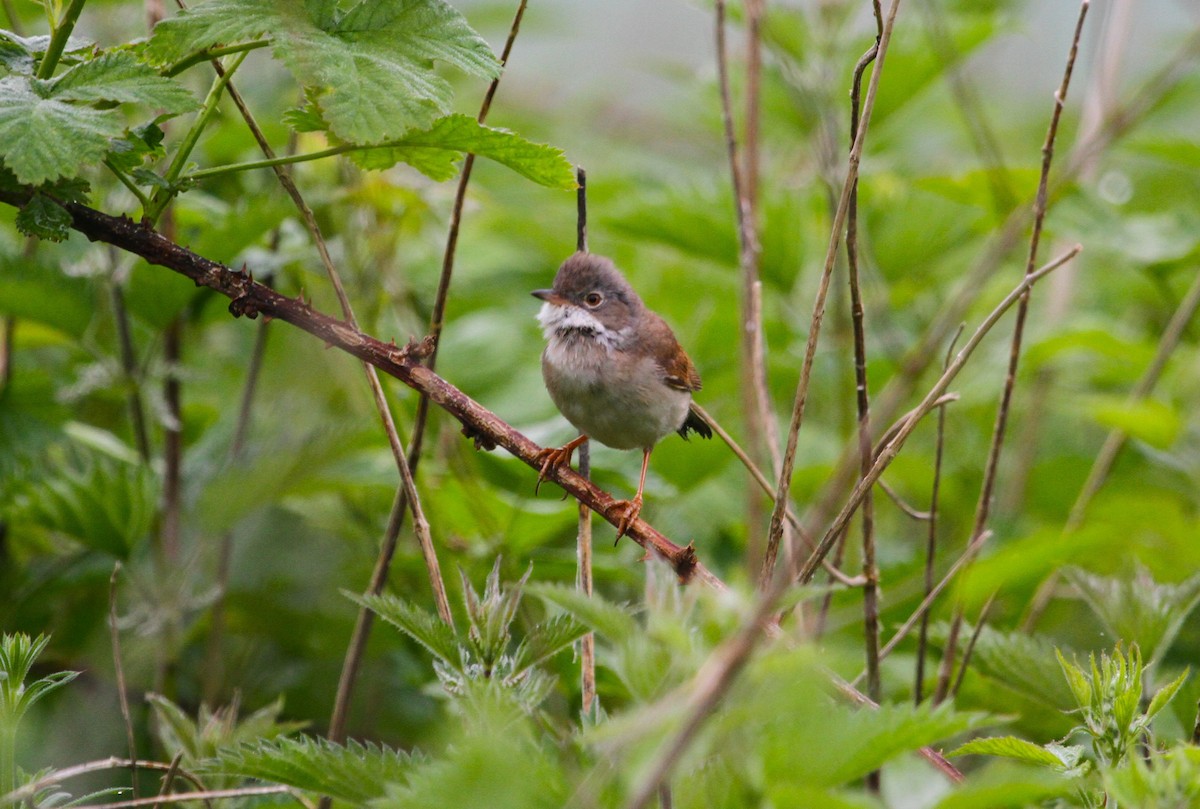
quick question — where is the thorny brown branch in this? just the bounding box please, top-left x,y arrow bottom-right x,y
12,193 -> 720,588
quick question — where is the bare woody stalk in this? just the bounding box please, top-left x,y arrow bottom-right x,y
624,246 -> 1077,809
714,0 -> 782,573
575,167 -> 596,715
915,326 -> 960,703
108,565 -> 138,798
939,0 -> 1090,689
846,3 -> 883,729
758,0 -> 902,589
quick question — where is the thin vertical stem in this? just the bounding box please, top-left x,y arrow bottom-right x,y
110,281 -> 151,463
915,326 -> 961,703
761,0 -> 903,589
575,167 -> 596,715
109,565 -> 138,797
161,316 -> 182,563
34,0 -> 87,80
715,0 -> 782,574
846,7 -> 884,772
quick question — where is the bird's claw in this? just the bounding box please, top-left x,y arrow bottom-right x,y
612,495 -> 643,544
533,444 -> 576,495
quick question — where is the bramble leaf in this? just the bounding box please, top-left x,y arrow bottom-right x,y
15,193 -> 72,241
349,114 -> 576,189
51,51 -> 198,110
147,0 -> 500,144
0,75 -> 124,184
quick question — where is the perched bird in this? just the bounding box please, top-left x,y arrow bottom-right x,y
532,252 -> 711,538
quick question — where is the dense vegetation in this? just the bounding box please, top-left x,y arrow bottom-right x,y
2,0 -> 1199,807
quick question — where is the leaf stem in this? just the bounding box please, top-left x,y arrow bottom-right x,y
163,40 -> 270,78
34,0 -> 87,80
147,50 -> 248,224
183,143 -> 358,181
103,159 -> 151,211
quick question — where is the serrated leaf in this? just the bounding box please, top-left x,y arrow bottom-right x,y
511,614 -> 588,675
1056,648 -> 1092,711
147,0 -> 500,144
1146,667 -> 1190,723
51,51 -> 197,112
1065,566 -> 1200,667
0,74 -> 125,184
282,100 -> 328,133
931,763 -> 1073,809
526,583 -> 639,640
1085,395 -> 1182,449
211,736 -> 414,804
349,114 -> 575,189
15,193 -> 71,241
950,736 -> 1065,768
347,591 -> 461,666
765,702 -> 987,788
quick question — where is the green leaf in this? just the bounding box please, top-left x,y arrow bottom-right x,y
1065,566 -> 1200,667
0,250 -> 96,337
212,737 -> 415,804
0,74 -> 125,184
348,114 -> 575,189
950,736 -> 1066,768
1056,648 -> 1092,712
1085,395 -> 1182,449
1146,667 -> 1190,724
51,51 -> 197,112
15,192 -> 71,241
347,591 -> 461,666
147,0 -> 500,144
932,763 -> 1074,809
510,614 -> 588,676
526,583 -> 639,640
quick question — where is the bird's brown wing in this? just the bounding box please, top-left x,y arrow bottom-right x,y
644,312 -> 702,392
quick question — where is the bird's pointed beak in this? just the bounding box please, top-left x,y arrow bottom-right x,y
532,289 -> 567,305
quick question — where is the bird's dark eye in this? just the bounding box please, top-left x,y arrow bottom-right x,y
584,292 -> 603,307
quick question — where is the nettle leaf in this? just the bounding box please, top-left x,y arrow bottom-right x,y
0,75 -> 124,184
950,736 -> 1065,768
350,114 -> 575,189
211,736 -> 415,804
15,193 -> 72,241
347,590 -> 461,666
147,0 -> 500,144
51,52 -> 198,110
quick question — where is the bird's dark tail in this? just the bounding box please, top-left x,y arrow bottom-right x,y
678,404 -> 714,441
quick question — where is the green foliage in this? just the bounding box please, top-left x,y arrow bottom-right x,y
0,634 -> 79,797
352,560 -> 587,706
212,737 -> 416,805
1065,566 -> 1200,668
0,50 -> 196,185
145,0 -> 500,143
148,694 -> 306,763
1102,746 -> 1200,808
4,442 -> 157,559
348,114 -> 575,189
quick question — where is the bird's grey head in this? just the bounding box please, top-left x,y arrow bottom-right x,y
532,253 -> 644,341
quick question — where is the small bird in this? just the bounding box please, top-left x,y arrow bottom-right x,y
532,252 -> 711,538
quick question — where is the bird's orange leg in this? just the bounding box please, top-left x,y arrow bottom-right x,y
533,434 -> 589,495
613,448 -> 651,542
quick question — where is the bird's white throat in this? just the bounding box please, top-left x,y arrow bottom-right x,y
537,302 -> 630,351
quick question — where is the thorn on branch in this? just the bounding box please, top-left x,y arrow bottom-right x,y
227,294 -> 260,319
461,424 -> 497,451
